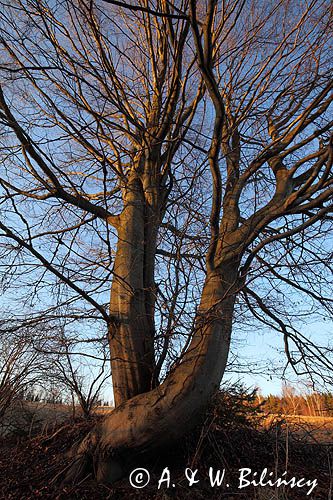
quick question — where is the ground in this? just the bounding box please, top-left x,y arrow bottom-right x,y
0,397 -> 332,499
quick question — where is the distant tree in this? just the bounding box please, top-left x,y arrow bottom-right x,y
0,331 -> 42,421
282,384 -> 300,415
49,339 -> 109,418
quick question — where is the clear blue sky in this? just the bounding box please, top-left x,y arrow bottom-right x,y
229,320 -> 333,396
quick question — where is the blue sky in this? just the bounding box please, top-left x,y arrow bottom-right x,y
231,320 -> 333,396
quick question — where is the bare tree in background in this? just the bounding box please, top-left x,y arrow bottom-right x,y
0,0 -> 332,482
47,331 -> 110,417
0,330 -> 42,422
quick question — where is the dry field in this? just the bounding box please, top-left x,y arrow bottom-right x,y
2,401 -> 333,445
0,401 -> 116,438
264,414 -> 333,444
0,401 -> 74,437
1,404 -> 333,498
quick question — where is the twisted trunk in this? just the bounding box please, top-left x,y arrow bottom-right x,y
68,264 -> 238,483
69,156 -> 240,484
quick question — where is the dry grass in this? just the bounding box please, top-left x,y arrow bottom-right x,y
264,414 -> 333,445
0,394 -> 332,498
0,402 -> 114,438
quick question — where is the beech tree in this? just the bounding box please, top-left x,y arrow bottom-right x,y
0,0 -> 332,482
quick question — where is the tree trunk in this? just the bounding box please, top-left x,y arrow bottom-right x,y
109,176 -> 157,406
67,263 -> 238,483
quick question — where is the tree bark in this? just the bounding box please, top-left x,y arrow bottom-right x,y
109,175 -> 158,406
68,263 -> 238,483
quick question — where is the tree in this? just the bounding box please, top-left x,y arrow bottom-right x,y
281,383 -> 300,416
0,0 -> 332,483
0,329 -> 44,422
47,331 -> 110,417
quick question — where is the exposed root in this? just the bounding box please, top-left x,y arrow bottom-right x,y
62,428 -> 99,485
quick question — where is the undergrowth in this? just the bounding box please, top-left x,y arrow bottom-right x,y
0,385 -> 332,499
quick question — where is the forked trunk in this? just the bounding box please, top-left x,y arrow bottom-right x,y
67,264 -> 238,483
